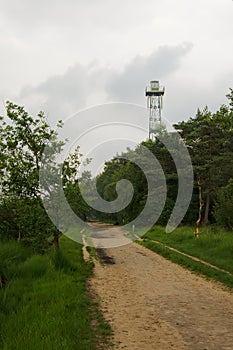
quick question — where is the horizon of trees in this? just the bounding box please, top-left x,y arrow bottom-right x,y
94,89 -> 233,231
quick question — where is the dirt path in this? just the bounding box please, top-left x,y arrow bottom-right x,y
88,225 -> 233,350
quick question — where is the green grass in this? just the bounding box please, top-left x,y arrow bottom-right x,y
139,225 -> 233,289
0,240 -> 30,277
0,236 -> 112,350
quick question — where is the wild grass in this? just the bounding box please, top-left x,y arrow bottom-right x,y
0,240 -> 30,276
144,226 -> 233,273
140,225 -> 233,288
0,236 -> 112,350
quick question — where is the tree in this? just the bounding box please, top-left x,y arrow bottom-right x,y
0,101 -> 64,198
64,170 -> 96,222
213,179 -> 233,230
95,139 -> 173,227
0,102 -> 82,251
174,91 -> 233,233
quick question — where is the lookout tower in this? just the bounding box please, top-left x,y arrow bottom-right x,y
145,80 -> 165,139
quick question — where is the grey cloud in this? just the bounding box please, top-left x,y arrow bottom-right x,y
106,43 -> 193,104
17,43 -> 194,124
163,69 -> 233,124
37,64 -> 88,106
21,42 -> 231,127
17,43 -> 193,124
19,63 -> 97,123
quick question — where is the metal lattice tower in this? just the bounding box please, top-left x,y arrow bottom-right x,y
145,80 -> 165,139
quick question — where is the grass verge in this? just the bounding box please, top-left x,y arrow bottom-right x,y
0,236 -> 112,350
139,226 -> 233,289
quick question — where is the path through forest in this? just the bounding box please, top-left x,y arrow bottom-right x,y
88,224 -> 233,350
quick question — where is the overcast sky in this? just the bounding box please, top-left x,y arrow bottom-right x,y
0,0 -> 233,169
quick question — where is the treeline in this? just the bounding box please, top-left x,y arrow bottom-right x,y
95,89 -> 233,231
0,89 -> 232,258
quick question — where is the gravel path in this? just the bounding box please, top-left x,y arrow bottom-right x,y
88,225 -> 233,350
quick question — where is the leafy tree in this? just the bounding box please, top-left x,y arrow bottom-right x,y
0,101 -> 64,197
95,139 -> 174,226
213,179 -> 233,230
0,197 -> 53,252
0,102 -> 82,251
64,170 -> 96,222
174,92 -> 233,233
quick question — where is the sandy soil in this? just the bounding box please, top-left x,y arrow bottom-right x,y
88,225 -> 233,350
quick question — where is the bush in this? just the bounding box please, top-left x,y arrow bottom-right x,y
0,197 -> 57,253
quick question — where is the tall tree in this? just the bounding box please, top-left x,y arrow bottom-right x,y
174,90 -> 233,232
0,102 -> 82,251
213,178 -> 233,230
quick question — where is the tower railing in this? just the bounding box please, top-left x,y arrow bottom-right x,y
145,86 -> 165,93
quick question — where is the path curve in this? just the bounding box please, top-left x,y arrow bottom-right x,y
88,225 -> 233,350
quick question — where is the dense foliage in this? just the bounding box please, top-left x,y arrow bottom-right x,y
95,89 -> 233,230
0,90 -> 232,257
0,102 -> 87,252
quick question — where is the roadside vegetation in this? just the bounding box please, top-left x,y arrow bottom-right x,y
0,103 -> 112,349
139,225 -> 233,288
0,235 -> 112,350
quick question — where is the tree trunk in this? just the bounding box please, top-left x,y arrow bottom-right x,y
18,224 -> 21,242
53,235 -> 60,252
203,192 -> 210,225
0,273 -> 7,288
195,178 -> 203,238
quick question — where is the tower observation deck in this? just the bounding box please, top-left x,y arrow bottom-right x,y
145,80 -> 165,139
